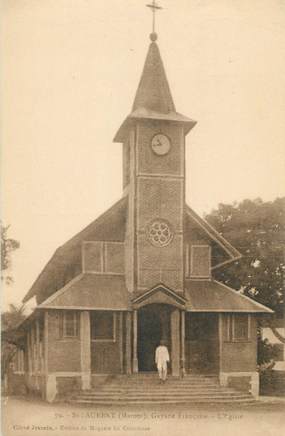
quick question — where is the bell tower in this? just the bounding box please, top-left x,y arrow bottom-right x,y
114,17 -> 196,295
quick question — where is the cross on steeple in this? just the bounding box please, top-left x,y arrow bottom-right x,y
146,0 -> 162,41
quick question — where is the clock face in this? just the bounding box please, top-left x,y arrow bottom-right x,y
151,134 -> 171,156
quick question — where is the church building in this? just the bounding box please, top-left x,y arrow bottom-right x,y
14,22 -> 272,403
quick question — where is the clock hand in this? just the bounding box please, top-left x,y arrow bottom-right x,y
154,139 -> 162,147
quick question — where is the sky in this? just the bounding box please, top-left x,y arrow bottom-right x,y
2,0 -> 285,310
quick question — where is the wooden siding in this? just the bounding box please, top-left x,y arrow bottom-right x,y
91,313 -> 122,374
47,311 -> 81,373
220,314 -> 257,372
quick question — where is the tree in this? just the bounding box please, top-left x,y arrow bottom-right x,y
1,303 -> 26,332
1,222 -> 20,284
1,304 -> 26,389
206,197 -> 285,349
1,223 -> 22,390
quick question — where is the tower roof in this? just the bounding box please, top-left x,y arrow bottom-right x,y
114,39 -> 197,143
132,41 -> 175,113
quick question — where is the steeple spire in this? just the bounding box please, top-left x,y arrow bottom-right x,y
132,39 -> 175,114
131,1 -> 175,113
113,2 -> 197,143
133,42 -> 175,113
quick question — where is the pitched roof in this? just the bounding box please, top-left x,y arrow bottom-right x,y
23,196 -> 128,304
132,283 -> 186,309
38,275 -> 272,313
185,205 -> 241,268
38,273 -> 131,310
185,280 -> 273,313
113,42 -> 197,143
132,42 -> 175,114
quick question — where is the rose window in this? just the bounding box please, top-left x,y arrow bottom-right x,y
147,219 -> 173,247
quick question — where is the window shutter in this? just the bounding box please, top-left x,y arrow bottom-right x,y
233,314 -> 250,341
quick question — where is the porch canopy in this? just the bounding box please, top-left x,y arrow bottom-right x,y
37,276 -> 273,313
132,284 -> 187,310
184,280 -> 273,313
38,273 -> 131,311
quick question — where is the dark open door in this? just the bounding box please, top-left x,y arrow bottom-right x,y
137,304 -> 171,372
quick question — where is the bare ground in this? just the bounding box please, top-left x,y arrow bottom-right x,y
2,396 -> 285,436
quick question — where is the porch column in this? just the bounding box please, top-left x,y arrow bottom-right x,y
119,312 -> 123,373
43,311 -> 57,402
35,318 -> 40,374
180,310 -> 185,376
218,313 -> 223,378
133,310 -> 138,373
35,318 -> 40,389
30,325 -> 35,374
27,330 -> 32,376
80,311 -> 91,390
171,309 -> 180,376
43,311 -> 48,375
126,312 -> 132,374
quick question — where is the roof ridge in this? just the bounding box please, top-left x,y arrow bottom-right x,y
23,196 -> 128,303
59,196 -> 127,252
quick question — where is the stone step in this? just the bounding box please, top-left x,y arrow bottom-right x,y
92,385 -> 220,390
73,374 -> 254,405
104,378 -> 219,382
75,392 -> 253,400
96,383 -> 220,388
92,386 -> 230,393
70,397 -> 255,405
75,396 -> 253,403
112,373 -> 217,377
104,376 -> 218,382
97,379 -> 219,384
73,396 -> 253,402
83,391 -> 244,397
105,375 -> 217,378
95,381 -> 219,386
80,392 -> 251,398
74,390 -> 253,397
89,385 -> 237,391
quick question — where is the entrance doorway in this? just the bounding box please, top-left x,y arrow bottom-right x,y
137,304 -> 171,372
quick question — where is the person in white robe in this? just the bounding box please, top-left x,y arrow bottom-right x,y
155,340 -> 170,382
